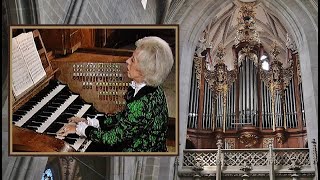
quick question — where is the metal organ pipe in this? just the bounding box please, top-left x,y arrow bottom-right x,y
205,82 -> 208,129
275,91 -> 282,127
218,94 -> 222,128
262,82 -> 267,129
285,88 -> 290,128
242,60 -> 246,125
188,63 -> 196,128
276,91 -> 279,127
252,61 -> 255,126
288,83 -> 292,127
239,64 -> 243,126
287,81 -> 292,128
267,86 -> 272,129
263,82 -> 267,128
250,60 -> 253,125
202,81 -> 213,129
187,65 -> 193,128
233,82 -> 235,129
195,77 -> 199,128
253,61 -> 258,126
299,83 -> 306,127
209,88 -> 213,129
203,82 -> 207,129
289,86 -> 293,128
291,80 -> 296,127
216,94 -> 220,128
226,84 -> 233,130
245,59 -> 249,124
261,81 -> 265,128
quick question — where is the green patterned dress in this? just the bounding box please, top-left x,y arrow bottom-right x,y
85,85 -> 169,152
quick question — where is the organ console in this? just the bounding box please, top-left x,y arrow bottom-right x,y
10,29 -> 133,153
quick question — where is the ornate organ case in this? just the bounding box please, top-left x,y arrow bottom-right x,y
186,42 -> 307,149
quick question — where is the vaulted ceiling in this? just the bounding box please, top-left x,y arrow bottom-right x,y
202,0 -> 293,70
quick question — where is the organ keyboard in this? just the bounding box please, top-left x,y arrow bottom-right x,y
11,29 -> 131,153
13,80 -> 97,152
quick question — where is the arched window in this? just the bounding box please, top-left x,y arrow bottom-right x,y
41,168 -> 54,180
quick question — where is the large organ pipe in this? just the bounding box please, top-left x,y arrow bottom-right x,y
217,94 -> 220,128
209,88 -> 213,129
207,83 -> 210,128
267,87 -> 272,130
282,91 -> 287,129
264,83 -> 267,128
267,85 -> 271,128
252,61 -> 256,126
223,92 -> 227,132
203,82 -> 207,129
253,61 -> 258,126
195,77 -> 199,128
292,81 -> 296,127
212,94 -> 216,131
242,61 -> 246,125
190,63 -> 194,128
275,91 -> 278,126
288,80 -> 296,128
218,94 -> 220,128
285,88 -> 290,128
262,81 -> 265,128
191,66 -> 196,128
299,83 -> 306,127
226,88 -> 230,130
264,84 -> 267,128
275,91 -> 283,127
239,64 -> 243,125
188,63 -> 194,128
219,94 -> 223,128
189,61 -> 199,129
250,60 -> 254,125
202,81 -> 212,129
216,94 -> 219,128
246,59 -> 249,116
289,80 -> 294,127
248,59 -> 251,124
287,81 -> 292,127
232,82 -> 235,129
241,60 -> 244,125
205,82 -> 209,129
289,83 -> 293,127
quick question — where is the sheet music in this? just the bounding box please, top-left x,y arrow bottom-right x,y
15,32 -> 46,84
11,38 -> 34,97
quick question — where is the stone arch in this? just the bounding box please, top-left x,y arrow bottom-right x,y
169,0 -> 317,168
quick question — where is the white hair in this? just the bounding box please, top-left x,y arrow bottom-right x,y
135,36 -> 174,87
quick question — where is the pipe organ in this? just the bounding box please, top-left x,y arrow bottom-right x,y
187,44 -> 307,149
186,3 -> 307,149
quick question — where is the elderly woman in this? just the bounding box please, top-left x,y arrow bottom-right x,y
58,36 -> 174,152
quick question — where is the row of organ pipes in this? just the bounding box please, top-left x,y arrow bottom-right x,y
187,47 -> 306,132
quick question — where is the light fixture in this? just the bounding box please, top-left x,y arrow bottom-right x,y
141,0 -> 147,10
260,55 -> 267,60
262,61 -> 269,70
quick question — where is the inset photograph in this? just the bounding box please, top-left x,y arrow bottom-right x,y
9,26 -> 178,155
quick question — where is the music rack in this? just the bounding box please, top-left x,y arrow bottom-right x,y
12,30 -> 58,112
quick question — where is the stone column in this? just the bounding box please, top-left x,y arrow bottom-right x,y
268,143 -> 275,180
216,140 -> 222,180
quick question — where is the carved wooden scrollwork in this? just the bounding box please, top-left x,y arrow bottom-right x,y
193,57 -> 203,88
203,44 -> 237,94
239,132 -> 259,148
